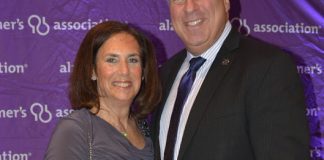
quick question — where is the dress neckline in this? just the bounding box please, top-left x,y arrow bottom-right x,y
88,110 -> 148,151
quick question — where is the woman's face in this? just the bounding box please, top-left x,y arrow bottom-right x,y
94,32 -> 142,104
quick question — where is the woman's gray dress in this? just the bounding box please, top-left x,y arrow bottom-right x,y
45,108 -> 153,160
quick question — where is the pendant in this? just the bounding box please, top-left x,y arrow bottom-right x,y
121,132 -> 128,137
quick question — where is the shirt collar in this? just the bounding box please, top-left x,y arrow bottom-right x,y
186,21 -> 232,62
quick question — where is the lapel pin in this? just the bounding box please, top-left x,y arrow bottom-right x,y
221,58 -> 230,65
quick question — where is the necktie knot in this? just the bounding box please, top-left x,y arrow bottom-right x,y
189,57 -> 206,72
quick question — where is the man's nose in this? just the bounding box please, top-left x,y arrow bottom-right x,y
184,0 -> 198,13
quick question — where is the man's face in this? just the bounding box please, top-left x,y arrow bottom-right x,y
170,0 -> 230,55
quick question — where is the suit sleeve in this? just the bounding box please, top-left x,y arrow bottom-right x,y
247,52 -> 310,160
44,117 -> 88,160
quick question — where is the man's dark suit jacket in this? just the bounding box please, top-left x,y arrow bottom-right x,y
152,29 -> 310,160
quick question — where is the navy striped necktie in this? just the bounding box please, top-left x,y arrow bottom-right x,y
164,57 -> 206,160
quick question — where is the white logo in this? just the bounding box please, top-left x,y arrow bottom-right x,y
230,17 -> 321,35
310,147 -> 321,158
297,64 -> 322,75
0,62 -> 27,74
53,18 -> 109,31
0,19 -> 24,30
0,150 -> 32,160
59,61 -> 74,73
306,107 -> 322,117
30,102 -> 52,123
159,19 -> 174,31
0,103 -> 73,122
230,17 -> 251,36
253,22 -> 321,34
0,107 -> 27,118
27,15 -> 50,36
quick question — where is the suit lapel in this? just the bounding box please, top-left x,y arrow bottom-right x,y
178,30 -> 240,159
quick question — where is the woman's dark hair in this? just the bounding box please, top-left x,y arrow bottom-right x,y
69,21 -> 161,119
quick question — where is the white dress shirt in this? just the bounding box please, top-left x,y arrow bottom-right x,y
159,21 -> 232,160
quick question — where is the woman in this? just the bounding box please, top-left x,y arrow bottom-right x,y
45,21 -> 161,159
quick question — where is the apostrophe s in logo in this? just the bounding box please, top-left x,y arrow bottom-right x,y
230,17 -> 250,36
27,14 -> 50,36
30,102 -> 52,123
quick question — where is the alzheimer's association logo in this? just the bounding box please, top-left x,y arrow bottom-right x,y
27,14 -> 50,36
230,17 -> 251,36
30,102 -> 52,123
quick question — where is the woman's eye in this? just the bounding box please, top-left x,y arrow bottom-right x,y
129,57 -> 140,63
106,57 -> 118,63
172,0 -> 185,4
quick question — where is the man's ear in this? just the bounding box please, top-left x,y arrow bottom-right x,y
224,0 -> 230,12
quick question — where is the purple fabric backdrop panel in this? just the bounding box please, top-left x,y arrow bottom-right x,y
232,0 -> 323,159
233,0 -> 323,77
0,0 -> 323,159
0,1 -> 180,159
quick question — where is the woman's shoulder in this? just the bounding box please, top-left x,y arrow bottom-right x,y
65,108 -> 91,120
54,108 -> 91,133
45,108 -> 90,159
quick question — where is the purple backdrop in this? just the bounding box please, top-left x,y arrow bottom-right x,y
0,0 -> 323,159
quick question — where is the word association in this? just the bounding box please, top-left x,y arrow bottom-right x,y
0,62 -> 27,74
0,150 -> 31,160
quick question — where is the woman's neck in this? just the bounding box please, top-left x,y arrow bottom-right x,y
94,100 -> 133,137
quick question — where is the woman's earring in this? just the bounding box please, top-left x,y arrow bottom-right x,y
141,76 -> 144,81
91,75 -> 97,81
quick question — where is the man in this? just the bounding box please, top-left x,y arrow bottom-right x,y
153,0 -> 310,160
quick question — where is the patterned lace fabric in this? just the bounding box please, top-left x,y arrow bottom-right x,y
137,119 -> 151,137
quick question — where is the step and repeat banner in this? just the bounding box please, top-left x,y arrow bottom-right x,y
0,0 -> 323,159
